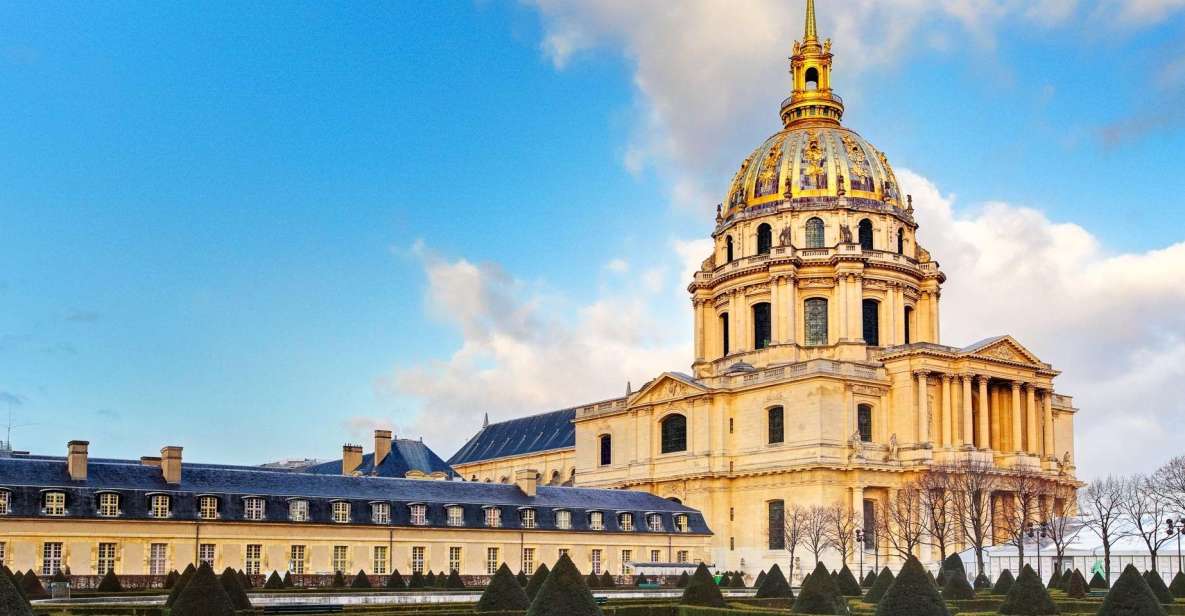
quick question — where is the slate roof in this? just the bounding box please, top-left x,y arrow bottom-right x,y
448,408 -> 577,466
303,438 -> 456,479
0,454 -> 710,535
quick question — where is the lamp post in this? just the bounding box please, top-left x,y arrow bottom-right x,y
1027,521 -> 1050,578
855,529 -> 866,581
1166,518 -> 1185,573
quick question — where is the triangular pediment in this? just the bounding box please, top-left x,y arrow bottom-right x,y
628,373 -> 706,407
962,335 -> 1043,366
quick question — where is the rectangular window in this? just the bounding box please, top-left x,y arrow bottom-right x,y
675,514 -> 690,533
97,493 -> 120,517
768,406 -> 785,444
449,547 -> 462,573
646,513 -> 663,532
677,550 -> 689,564
753,302 -> 771,350
486,548 -> 499,575
44,492 -> 66,516
721,313 -> 730,355
0,490 -> 9,514
410,504 -> 427,526
804,298 -> 829,346
289,545 -> 306,574
411,546 -> 425,574
599,435 -> 612,466
42,542 -> 63,575
484,507 -> 501,528
522,547 -> 534,574
245,544 -> 262,575
289,500 -> 309,522
619,513 -> 634,531
198,544 -> 215,567
555,510 -> 571,530
589,511 -> 604,530
372,502 -> 390,524
244,497 -> 265,521
0,542 -> 7,568
331,501 -> 351,524
558,548 -> 569,559
332,546 -> 348,573
199,496 -> 219,520
373,546 -> 388,575
620,550 -> 631,575
447,506 -> 464,527
862,500 -> 877,550
97,543 -> 117,575
650,549 -> 661,563
591,549 -> 602,575
768,500 -> 785,550
149,495 -> 170,518
149,544 -> 167,575
520,509 -> 536,529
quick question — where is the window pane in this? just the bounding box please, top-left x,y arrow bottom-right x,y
660,415 -> 687,454
753,303 -> 771,350
858,405 -> 873,442
862,299 -> 880,346
768,500 -> 785,550
599,435 -> 612,466
805,218 -> 825,248
805,298 -> 829,346
768,406 -> 784,444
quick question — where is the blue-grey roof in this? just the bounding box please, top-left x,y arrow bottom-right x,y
448,408 -> 576,466
0,454 -> 710,535
303,439 -> 456,479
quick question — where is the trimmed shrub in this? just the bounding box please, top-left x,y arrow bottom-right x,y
50,569 -> 69,585
837,565 -> 862,597
731,571 -> 747,588
96,570 -> 123,592
935,567 -> 946,587
427,570 -> 439,587
677,571 -> 690,588
1066,569 -> 1088,599
526,553 -> 601,616
2,566 -> 27,606
1047,568 -> 1063,590
862,569 -> 876,588
601,571 -> 616,588
865,567 -> 895,604
719,572 -> 732,587
165,563 -> 195,607
525,563 -> 550,600
386,569 -> 406,590
0,567 -> 32,616
163,569 -> 179,589
681,563 -> 727,608
477,563 -> 530,612
437,570 -> 448,588
1170,571 -> 1185,598
993,569 -> 1015,595
941,568 -> 975,601
874,555 -> 948,616
1144,571 -> 1175,605
238,569 -> 252,590
998,564 -> 1057,615
219,566 -> 252,610
586,572 -> 601,589
1098,564 -> 1168,616
974,571 -> 990,590
331,570 -> 346,588
282,571 -> 293,587
755,570 -> 767,590
942,554 -> 966,578
19,571 -> 47,600
756,563 -> 793,599
351,569 -> 371,589
264,570 -> 284,589
793,561 -> 848,614
171,563 -> 235,616
446,569 -> 465,589
635,573 -> 650,587
409,570 -> 425,588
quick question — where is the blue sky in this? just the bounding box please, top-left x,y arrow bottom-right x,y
2,1 -> 1183,476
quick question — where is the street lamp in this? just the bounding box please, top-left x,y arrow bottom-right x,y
1165,518 -> 1185,573
854,529 -> 866,581
1027,522 -> 1050,578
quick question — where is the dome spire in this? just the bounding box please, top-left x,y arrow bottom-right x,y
780,1 -> 844,128
804,0 -> 818,42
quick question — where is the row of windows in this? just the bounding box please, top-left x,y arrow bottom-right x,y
2,490 -> 690,533
724,218 -> 907,262
719,298 -> 916,352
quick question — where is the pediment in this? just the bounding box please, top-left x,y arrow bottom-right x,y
963,336 -> 1043,366
628,373 -> 706,407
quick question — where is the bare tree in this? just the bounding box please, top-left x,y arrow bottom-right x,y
1120,474 -> 1173,573
1082,476 -> 1126,581
997,470 -> 1046,569
802,505 -> 831,565
824,501 -> 858,566
878,483 -> 926,559
1153,456 -> 1185,513
1040,485 -> 1085,574
919,468 -> 957,560
784,504 -> 807,583
950,461 -> 997,578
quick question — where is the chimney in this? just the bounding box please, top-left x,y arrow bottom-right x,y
160,446 -> 183,485
67,440 -> 89,481
342,444 -> 363,475
374,430 -> 392,466
514,469 -> 538,498
140,456 -> 161,467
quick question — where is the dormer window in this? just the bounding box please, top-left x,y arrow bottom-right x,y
447,505 -> 464,527
484,507 -> 502,528
555,509 -> 571,530
43,491 -> 66,516
243,497 -> 265,521
675,514 -> 690,533
199,496 -> 219,520
410,503 -> 427,526
646,513 -> 664,532
148,494 -> 170,519
520,508 -> 537,529
331,501 -> 351,524
97,493 -> 121,517
619,512 -> 635,531
289,499 -> 309,522
0,490 -> 10,515
372,502 -> 390,524
589,511 -> 604,530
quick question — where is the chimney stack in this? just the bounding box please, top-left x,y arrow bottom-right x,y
374,430 -> 392,466
514,469 -> 538,498
160,446 -> 183,485
342,444 -> 363,475
67,440 -> 89,481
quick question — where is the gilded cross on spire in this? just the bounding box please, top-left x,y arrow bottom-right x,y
804,0 -> 818,42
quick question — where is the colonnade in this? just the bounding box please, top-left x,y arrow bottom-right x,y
914,371 -> 1055,458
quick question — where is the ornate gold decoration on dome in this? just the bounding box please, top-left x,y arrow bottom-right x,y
756,139 -> 783,192
802,130 -> 826,178
728,156 -> 752,207
841,134 -> 869,180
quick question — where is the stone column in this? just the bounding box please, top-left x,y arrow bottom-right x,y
786,276 -> 798,346
976,376 -> 990,450
961,374 -> 974,449
1042,389 -> 1054,459
916,371 -> 930,444
883,283 -> 897,346
728,290 -> 739,355
930,290 -> 941,343
693,299 -> 705,361
1010,382 -> 1023,453
836,275 -> 849,341
1025,384 -> 1038,455
941,374 -> 953,449
849,274 -> 863,342
892,286 -> 906,346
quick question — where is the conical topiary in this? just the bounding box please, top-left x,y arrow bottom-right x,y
756,563 -> 793,599
96,570 -> 123,592
437,570 -> 448,588
1091,570 -> 1110,590
998,564 -> 1058,615
993,569 -> 1015,595
635,573 -> 649,586
3,566 -> 29,607
793,561 -> 848,615
1098,564 -> 1168,616
19,571 -> 47,600
351,570 -> 371,589
427,570 -> 439,587
408,570 -> 425,588
477,563 -> 530,612
238,569 -> 252,590
1170,571 -> 1185,598
166,563 -> 196,607
282,571 -> 293,587
386,569 -> 406,590
676,571 -> 690,588
935,567 -> 946,587
446,569 -> 465,589
525,563 -> 550,600
720,571 -> 732,587
264,571 -> 284,589
862,569 -> 876,588
601,571 -> 615,588
942,567 -> 975,600
219,566 -> 252,610
1047,568 -> 1063,590
755,569 -> 767,590
837,565 -> 862,596
731,571 -> 747,588
1066,569 -> 1088,599
1144,571 -> 1174,605
680,562 -> 727,608
163,569 -> 179,589
0,568 -> 32,616
331,570 -> 346,587
171,563 -> 235,616
526,553 -> 601,616
865,567 -> 895,604
941,554 -> 965,578
875,556 -> 948,616
974,571 -> 990,590
585,571 -> 601,588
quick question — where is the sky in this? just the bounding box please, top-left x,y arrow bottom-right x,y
1,1 -> 1183,480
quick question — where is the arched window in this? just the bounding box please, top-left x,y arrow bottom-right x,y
725,236 -> 734,262
805,217 -> 825,248
805,67 -> 819,90
752,302 -> 771,350
862,299 -> 880,346
720,313 -> 730,356
757,223 -> 772,255
904,306 -> 914,344
857,404 -> 873,442
550,470 -> 561,485
897,228 -> 905,255
768,500 -> 785,550
804,298 -> 829,346
599,434 -> 612,466
862,500 -> 877,549
667,497 -> 683,505
858,219 -> 874,251
768,406 -> 784,444
660,414 -> 687,454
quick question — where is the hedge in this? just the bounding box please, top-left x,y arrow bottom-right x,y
219,566 -> 252,610
165,564 -> 195,607
1066,569 -> 1087,599
1090,571 -> 1110,590
96,570 -> 123,593
1171,572 -> 1185,599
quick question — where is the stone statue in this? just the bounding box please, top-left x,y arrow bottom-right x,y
906,194 -> 915,215
783,181 -> 793,200
715,203 -> 723,223
824,38 -> 832,53
1057,451 -> 1072,476
779,225 -> 794,247
836,174 -> 846,196
916,244 -> 932,263
848,431 -> 864,461
839,223 -> 853,244
884,433 -> 900,462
